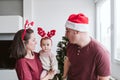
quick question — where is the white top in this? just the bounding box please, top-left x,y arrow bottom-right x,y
39,50 -> 58,72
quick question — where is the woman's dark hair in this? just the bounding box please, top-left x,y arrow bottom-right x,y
10,28 -> 34,60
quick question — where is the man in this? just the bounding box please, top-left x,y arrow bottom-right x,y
63,13 -> 111,80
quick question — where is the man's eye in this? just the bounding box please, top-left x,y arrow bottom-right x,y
42,44 -> 45,46
66,30 -> 69,33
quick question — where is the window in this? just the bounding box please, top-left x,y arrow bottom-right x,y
96,0 -> 120,61
114,0 -> 120,61
96,0 -> 120,79
96,0 -> 111,52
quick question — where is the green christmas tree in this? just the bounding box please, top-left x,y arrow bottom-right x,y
56,36 -> 69,80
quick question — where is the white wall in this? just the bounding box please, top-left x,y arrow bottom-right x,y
32,0 -> 95,54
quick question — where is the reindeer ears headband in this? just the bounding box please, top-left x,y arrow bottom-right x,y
22,20 -> 34,40
22,20 -> 55,40
37,27 -> 56,38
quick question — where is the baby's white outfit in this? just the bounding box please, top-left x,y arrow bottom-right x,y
39,50 -> 58,79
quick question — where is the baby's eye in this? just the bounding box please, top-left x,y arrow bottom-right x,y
42,44 -> 46,46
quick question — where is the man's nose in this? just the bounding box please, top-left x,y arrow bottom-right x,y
65,32 -> 68,38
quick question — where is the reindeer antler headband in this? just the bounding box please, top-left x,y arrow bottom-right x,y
37,27 -> 56,38
22,20 -> 34,40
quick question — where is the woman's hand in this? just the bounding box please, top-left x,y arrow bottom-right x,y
41,70 -> 55,80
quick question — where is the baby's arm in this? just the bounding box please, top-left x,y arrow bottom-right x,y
41,71 -> 55,80
50,53 -> 58,74
62,56 -> 71,79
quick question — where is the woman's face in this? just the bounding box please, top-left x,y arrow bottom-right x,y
25,33 -> 37,51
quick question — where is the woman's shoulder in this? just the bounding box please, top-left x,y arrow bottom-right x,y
33,52 -> 40,58
16,58 -> 27,64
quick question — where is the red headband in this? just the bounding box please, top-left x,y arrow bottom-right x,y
37,27 -> 56,38
22,20 -> 34,40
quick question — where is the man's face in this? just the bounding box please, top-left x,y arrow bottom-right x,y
65,28 -> 76,43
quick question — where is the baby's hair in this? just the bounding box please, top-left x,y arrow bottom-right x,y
40,37 -> 52,45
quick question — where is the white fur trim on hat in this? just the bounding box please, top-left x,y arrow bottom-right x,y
65,21 -> 89,32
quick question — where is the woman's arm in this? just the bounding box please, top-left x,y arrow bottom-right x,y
50,53 -> 58,74
98,76 -> 110,80
41,71 -> 55,80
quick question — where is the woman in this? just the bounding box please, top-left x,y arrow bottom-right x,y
10,28 -> 54,80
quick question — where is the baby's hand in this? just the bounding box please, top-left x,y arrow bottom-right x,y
48,70 -> 55,74
47,71 -> 54,79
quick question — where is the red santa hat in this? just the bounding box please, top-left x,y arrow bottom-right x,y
65,13 -> 89,32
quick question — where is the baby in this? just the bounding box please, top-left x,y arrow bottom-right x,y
37,27 -> 58,79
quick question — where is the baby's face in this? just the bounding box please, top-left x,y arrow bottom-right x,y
41,39 -> 52,52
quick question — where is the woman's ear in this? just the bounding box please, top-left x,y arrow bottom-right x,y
22,40 -> 26,49
22,40 -> 26,45
22,40 -> 25,44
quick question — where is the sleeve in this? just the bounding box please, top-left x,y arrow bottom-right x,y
50,53 -> 58,73
95,48 -> 111,76
15,59 -> 32,80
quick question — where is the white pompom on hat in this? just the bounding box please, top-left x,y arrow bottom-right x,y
65,13 -> 89,32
